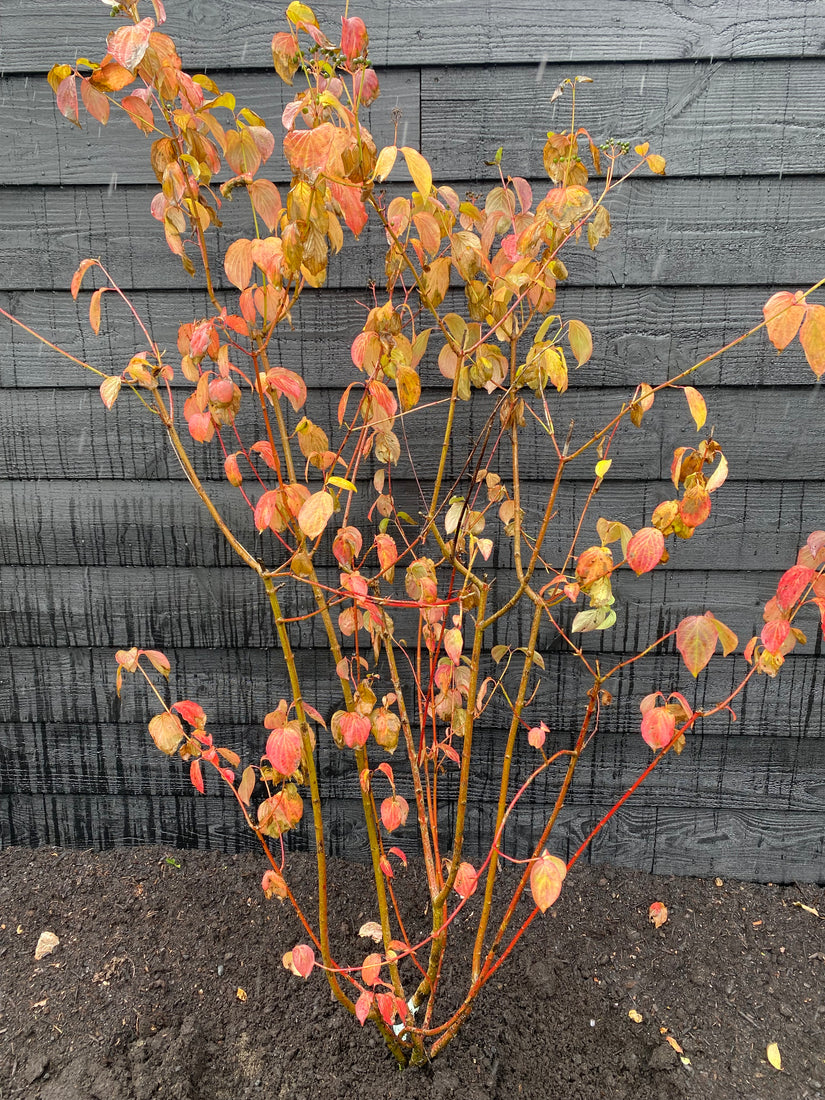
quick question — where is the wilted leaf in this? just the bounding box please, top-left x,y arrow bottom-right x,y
358,921 -> 383,943
148,712 -> 185,755
34,931 -> 60,960
628,1009 -> 643,1023
648,901 -> 668,928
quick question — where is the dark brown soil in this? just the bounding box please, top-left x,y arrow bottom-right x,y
1,847 -> 823,1100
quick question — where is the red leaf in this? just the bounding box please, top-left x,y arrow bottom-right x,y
355,991 -> 372,1025
265,367 -> 307,411
640,706 -> 676,751
761,619 -> 790,655
380,795 -> 409,832
333,525 -> 363,568
776,564 -> 815,611
529,850 -> 567,913
388,846 -> 407,868
676,615 -> 718,677
453,862 -> 478,899
290,944 -> 315,979
107,19 -> 155,70
189,759 -> 205,793
625,527 -> 665,575
224,453 -> 243,486
329,181 -> 368,237
265,723 -> 302,777
173,699 -> 206,728
339,711 -> 371,749
56,74 -> 80,126
763,290 -> 805,351
361,953 -> 382,987
678,484 -> 711,528
799,303 -> 825,378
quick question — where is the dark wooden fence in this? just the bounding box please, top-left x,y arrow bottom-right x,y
1,1 -> 823,882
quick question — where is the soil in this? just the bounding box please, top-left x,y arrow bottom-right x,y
1,847 -> 823,1100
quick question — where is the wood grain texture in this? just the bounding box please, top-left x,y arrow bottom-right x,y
2,284 -> 818,392
5,59 -> 824,184
3,720 -> 821,813
0,70 -> 419,186
3,0 -> 825,72
2,793 -> 821,882
2,385 -> 821,482
5,647 -> 823,740
2,478 -> 821,569
0,560 -> 817,655
2,175 -> 825,292
421,59 -> 825,180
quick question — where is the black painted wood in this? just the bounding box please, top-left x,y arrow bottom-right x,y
2,177 -> 825,292
4,0 -> 825,72
2,0 -> 823,880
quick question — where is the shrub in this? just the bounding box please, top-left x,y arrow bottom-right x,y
4,0 -> 824,1066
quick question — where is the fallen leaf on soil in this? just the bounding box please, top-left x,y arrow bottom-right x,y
792,901 -> 821,918
34,932 -> 59,960
648,901 -> 668,928
358,921 -> 383,943
236,987 -> 247,1001
628,1009 -> 643,1023
766,1042 -> 782,1070
714,878 -> 724,886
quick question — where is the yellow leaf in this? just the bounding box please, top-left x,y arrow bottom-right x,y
766,1042 -> 782,1071
236,987 -> 248,1001
792,901 -> 821,917
647,154 -> 666,175
400,146 -> 432,198
595,459 -> 611,479
635,142 -> 650,156
373,145 -> 398,182
628,1009 -> 643,1023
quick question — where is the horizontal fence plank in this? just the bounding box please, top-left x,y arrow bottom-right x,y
4,647 -> 822,741
3,720 -> 821,814
1,284 -> 818,391
2,176 -> 825,292
0,69 -> 419,186
4,0 -> 825,72
1,563 -> 820,654
6,60 -> 825,185
421,59 -> 825,180
2,792 -> 821,882
2,478 -> 821,570
2,385 -> 822,483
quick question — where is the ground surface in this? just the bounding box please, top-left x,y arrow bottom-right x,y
1,846 -> 823,1100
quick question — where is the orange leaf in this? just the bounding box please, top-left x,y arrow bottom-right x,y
298,490 -> 334,539
763,290 -> 805,352
676,615 -> 717,677
80,78 -> 110,125
224,238 -> 254,290
529,850 -> 567,912
648,901 -> 668,928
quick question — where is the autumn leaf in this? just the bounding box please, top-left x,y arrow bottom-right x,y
763,290 -> 805,351
147,712 -> 185,755
676,615 -> 718,676
683,386 -> 707,430
298,491 -> 333,539
640,706 -> 676,751
99,376 -> 121,409
453,862 -> 478,899
106,18 -> 154,71
799,302 -> 825,378
529,850 -> 567,912
648,901 -> 668,928
766,1042 -> 782,1071
626,527 -> 665,575
567,318 -> 593,367
400,146 -> 432,198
